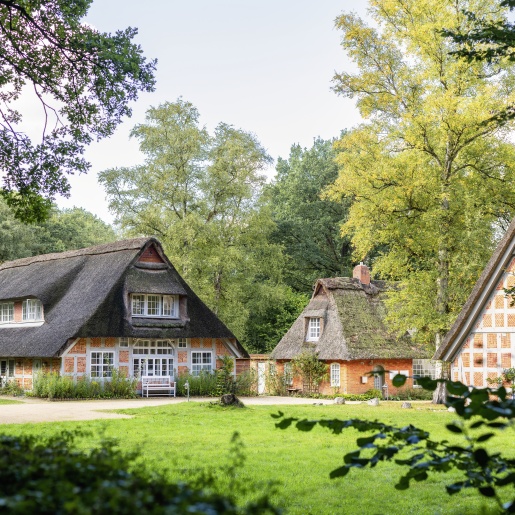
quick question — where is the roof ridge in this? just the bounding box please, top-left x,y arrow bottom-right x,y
0,237 -> 154,271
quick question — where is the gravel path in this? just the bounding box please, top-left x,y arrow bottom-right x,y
0,395 -> 336,425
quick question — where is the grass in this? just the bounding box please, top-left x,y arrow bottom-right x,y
0,398 -> 24,405
1,401 -> 512,514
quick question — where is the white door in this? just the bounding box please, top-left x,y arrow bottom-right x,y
257,362 -> 266,394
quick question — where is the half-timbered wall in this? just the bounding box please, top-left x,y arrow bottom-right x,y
451,258 -> 515,386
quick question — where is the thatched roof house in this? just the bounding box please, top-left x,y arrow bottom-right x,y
270,264 -> 431,395
0,238 -> 247,389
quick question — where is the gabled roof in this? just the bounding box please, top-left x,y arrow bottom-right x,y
0,238 -> 247,358
271,277 -> 430,360
434,218 -> 515,362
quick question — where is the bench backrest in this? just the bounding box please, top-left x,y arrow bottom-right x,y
141,375 -> 174,385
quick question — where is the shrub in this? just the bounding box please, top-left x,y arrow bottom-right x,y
390,386 -> 433,401
0,431 -> 278,514
176,371 -> 219,397
0,379 -> 24,397
234,368 -> 257,396
31,370 -> 137,400
291,349 -> 328,393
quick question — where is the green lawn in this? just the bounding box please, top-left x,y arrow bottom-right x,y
1,401 -> 511,514
0,398 -> 23,405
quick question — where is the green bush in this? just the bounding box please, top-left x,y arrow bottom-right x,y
0,379 -> 24,397
176,371 -> 219,397
292,388 -> 383,401
31,370 -> 137,400
390,386 -> 433,401
0,431 -> 278,514
234,368 -> 257,396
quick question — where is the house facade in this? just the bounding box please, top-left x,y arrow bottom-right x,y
434,219 -> 515,387
270,264 -> 432,395
0,238 -> 248,389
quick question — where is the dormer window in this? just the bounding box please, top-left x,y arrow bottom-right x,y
22,299 -> 43,321
131,294 -> 178,318
307,318 -> 321,341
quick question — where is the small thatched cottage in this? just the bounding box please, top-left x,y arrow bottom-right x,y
434,218 -> 515,387
271,264 -> 432,395
0,238 -> 248,389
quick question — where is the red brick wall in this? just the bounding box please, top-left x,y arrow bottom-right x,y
275,358 -> 414,395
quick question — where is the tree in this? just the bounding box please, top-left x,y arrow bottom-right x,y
267,137 -> 353,293
0,197 -> 116,263
99,99 -> 288,344
443,0 -> 515,125
275,375 -> 515,513
325,0 -> 515,400
0,0 -> 156,221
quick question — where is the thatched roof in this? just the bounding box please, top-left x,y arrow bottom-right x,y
434,217 -> 515,362
0,238 -> 247,358
271,277 -> 430,360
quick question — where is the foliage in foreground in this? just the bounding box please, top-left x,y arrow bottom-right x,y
0,431 -> 278,514
275,375 -> 515,513
31,370 -> 137,400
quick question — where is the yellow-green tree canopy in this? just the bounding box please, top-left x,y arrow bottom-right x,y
326,0 -> 515,346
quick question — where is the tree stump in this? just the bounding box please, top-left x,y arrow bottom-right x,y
220,394 -> 245,408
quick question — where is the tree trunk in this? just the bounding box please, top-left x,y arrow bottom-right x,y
433,176 -> 452,404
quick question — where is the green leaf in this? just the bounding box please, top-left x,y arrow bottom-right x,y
446,381 -> 469,396
415,377 -> 438,391
329,466 -> 350,479
479,486 -> 496,497
392,374 -> 407,387
446,424 -> 463,434
475,433 -> 495,443
474,448 -> 489,467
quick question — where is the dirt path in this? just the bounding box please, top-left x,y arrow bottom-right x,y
0,395 -> 336,425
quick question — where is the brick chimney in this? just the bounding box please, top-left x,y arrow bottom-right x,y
353,262 -> 370,285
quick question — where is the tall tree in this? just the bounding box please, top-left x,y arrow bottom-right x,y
0,0 -> 156,221
99,99 -> 294,343
267,138 -> 353,293
325,0 -> 515,391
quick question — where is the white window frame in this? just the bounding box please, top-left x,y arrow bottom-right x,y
412,359 -> 438,387
90,351 -> 114,378
131,294 -> 178,318
330,363 -> 340,387
22,299 -> 43,321
178,338 -> 188,348
284,362 -> 293,386
191,351 -> 213,376
119,337 -> 130,348
0,302 -> 14,323
132,340 -> 175,378
307,318 -> 321,341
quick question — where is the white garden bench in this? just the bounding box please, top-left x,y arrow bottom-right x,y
141,375 -> 176,397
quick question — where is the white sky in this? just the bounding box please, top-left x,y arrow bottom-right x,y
52,0 -> 367,223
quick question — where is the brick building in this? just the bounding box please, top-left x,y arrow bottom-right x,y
270,264 -> 432,395
0,238 -> 248,390
434,219 -> 515,387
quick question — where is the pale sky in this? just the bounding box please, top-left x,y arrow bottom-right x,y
53,1 -> 367,223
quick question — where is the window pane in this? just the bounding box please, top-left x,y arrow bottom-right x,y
132,295 -> 144,315
147,295 -> 160,316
